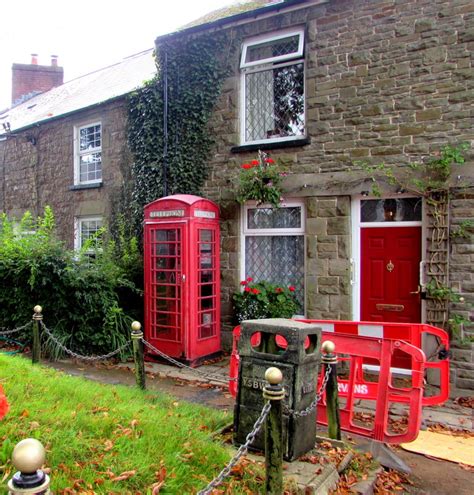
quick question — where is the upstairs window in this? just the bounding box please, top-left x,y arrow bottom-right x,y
74,123 -> 102,185
240,28 -> 305,145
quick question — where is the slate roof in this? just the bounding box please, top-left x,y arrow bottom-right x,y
0,49 -> 156,134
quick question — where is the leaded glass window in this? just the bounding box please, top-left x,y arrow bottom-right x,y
241,29 -> 305,144
243,203 -> 305,313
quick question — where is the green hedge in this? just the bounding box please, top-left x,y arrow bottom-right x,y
0,208 -> 142,357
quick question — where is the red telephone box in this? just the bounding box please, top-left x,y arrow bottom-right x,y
144,195 -> 221,365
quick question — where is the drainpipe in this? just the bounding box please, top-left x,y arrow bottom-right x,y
163,50 -> 168,197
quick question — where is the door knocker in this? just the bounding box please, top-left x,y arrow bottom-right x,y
386,260 -> 394,272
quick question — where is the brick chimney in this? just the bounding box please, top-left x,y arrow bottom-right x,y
11,54 -> 64,106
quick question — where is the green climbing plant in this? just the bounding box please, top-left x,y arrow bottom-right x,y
126,31 -> 235,238
356,143 -> 472,335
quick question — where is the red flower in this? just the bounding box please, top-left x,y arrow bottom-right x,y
246,277 -> 253,282
244,286 -> 251,292
240,280 -> 248,286
251,159 -> 259,166
241,163 -> 252,169
275,287 -> 283,293
252,288 -> 260,295
0,385 -> 9,420
265,158 -> 275,164
288,286 -> 296,292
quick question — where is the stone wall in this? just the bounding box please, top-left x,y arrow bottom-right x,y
0,98 -> 131,247
201,0 -> 474,384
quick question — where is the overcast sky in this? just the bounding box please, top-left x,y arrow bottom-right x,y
0,0 -> 239,110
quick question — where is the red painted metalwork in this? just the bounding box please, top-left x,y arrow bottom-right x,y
144,195 -> 220,364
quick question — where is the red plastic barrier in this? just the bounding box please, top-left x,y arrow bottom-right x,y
297,319 -> 450,406
229,319 -> 449,443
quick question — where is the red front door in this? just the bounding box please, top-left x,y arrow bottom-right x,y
361,227 -> 421,324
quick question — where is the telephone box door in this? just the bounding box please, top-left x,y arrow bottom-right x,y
145,222 -> 187,358
192,223 -> 220,358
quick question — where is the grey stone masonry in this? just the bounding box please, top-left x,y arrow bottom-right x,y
0,99 -> 131,248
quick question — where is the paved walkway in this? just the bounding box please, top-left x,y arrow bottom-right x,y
52,355 -> 473,432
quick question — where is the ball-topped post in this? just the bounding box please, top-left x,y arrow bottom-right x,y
265,366 -> 283,386
32,305 -> 43,364
262,367 -> 285,494
130,321 -> 146,390
321,340 -> 336,355
8,438 -> 51,494
321,340 -> 341,440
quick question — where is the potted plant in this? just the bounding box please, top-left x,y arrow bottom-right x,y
233,278 -> 299,323
236,150 -> 286,208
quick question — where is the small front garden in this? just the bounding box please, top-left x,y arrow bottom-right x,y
0,354 -> 267,494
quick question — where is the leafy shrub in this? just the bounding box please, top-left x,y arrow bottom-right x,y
0,207 -> 141,357
233,278 -> 299,323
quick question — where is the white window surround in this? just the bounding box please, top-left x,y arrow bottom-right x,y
74,216 -> 103,252
240,28 -> 306,146
240,200 -> 306,314
73,122 -> 102,186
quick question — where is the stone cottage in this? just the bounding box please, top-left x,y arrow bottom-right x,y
152,0 -> 473,388
0,50 -> 156,250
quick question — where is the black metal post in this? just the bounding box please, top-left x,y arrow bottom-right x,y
263,367 -> 285,494
322,341 -> 341,440
131,321 -> 146,390
32,305 -> 42,364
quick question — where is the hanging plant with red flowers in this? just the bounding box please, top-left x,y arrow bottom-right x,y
233,278 -> 299,323
237,150 -> 286,208
0,384 -> 9,420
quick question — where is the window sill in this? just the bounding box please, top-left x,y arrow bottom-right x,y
231,137 -> 310,153
69,182 -> 103,191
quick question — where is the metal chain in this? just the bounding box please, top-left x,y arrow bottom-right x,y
198,401 -> 271,495
284,364 -> 332,418
142,339 -> 234,385
0,321 -> 33,336
41,322 -> 130,362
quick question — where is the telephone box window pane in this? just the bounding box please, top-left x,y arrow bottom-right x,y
247,206 -> 301,229
361,198 -> 422,223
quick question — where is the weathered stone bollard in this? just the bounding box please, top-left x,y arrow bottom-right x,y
322,340 -> 341,440
263,366 -> 285,495
131,321 -> 146,390
32,305 -> 43,364
7,438 -> 51,494
234,319 -> 321,461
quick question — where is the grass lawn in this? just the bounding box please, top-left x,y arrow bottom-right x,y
0,354 -> 263,494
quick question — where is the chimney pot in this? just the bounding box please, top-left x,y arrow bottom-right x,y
51,55 -> 58,67
31,54 -> 38,65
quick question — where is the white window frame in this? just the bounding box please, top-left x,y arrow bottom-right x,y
73,122 -> 102,186
240,28 -> 305,69
74,216 -> 103,252
240,28 -> 306,146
